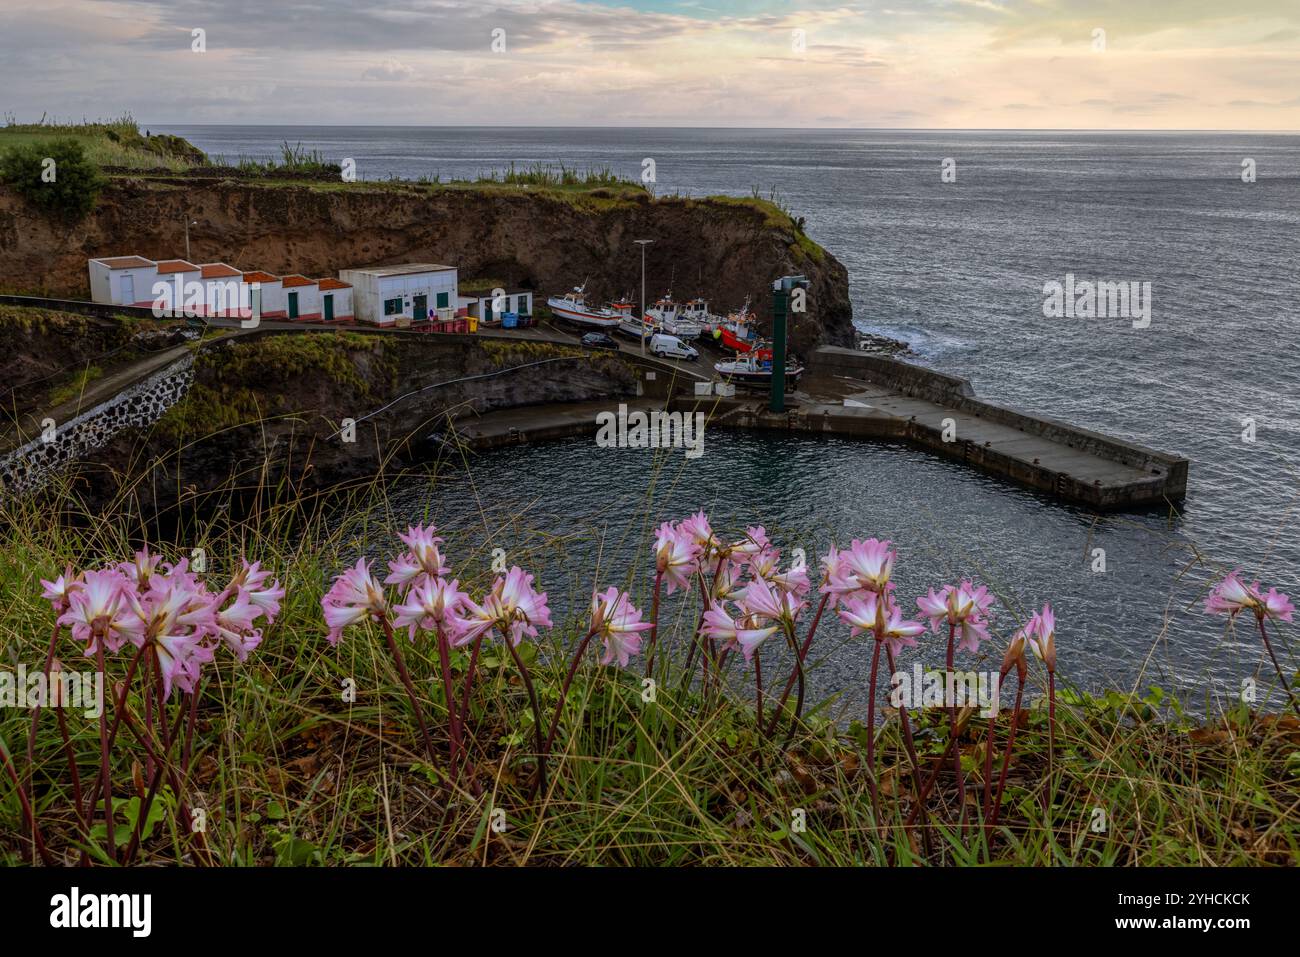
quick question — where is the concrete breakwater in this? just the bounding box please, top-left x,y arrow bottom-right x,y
674,347 -> 1187,511
428,342 -> 1187,511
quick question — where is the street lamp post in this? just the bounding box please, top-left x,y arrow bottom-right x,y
184,218 -> 198,261
634,239 -> 654,355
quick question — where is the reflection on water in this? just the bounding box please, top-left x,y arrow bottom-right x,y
373,431 -> 1267,715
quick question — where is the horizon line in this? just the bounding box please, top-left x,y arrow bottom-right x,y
138,123 -> 1300,134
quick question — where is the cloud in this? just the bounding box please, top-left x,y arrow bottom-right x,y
0,0 -> 1297,128
362,59 -> 418,81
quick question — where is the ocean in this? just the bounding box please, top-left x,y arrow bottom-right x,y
156,126 -> 1300,710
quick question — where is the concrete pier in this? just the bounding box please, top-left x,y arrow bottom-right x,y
666,347 -> 1187,511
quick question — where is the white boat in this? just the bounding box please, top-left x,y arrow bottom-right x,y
644,291 -> 705,340
547,284 -> 622,330
714,343 -> 804,390
616,308 -> 660,339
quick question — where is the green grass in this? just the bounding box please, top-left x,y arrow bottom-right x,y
0,115 -> 204,172
1,453 -> 1296,867
46,365 -> 104,407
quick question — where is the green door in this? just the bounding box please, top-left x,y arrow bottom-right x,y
413,294 -> 428,322
287,291 -> 299,319
323,294 -> 334,322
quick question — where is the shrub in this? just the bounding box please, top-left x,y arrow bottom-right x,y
0,137 -> 105,220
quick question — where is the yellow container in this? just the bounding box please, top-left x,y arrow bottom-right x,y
468,315 -> 478,333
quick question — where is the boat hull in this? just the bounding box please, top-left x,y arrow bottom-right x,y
714,364 -> 804,390
548,299 -> 620,330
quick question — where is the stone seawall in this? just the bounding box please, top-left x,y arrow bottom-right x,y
1,355 -> 194,497
807,347 -> 1188,499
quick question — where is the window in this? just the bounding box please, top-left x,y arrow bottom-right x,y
384,297 -> 403,316
436,291 -> 449,309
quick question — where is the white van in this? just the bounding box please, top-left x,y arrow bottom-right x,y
650,333 -> 699,361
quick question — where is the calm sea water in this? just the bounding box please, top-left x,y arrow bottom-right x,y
159,126 -> 1300,710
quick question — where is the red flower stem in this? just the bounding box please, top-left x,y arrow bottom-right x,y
904,731 -> 962,828
990,672 -> 1025,827
94,640 -> 115,863
779,620 -> 809,748
865,637 -> 883,823
544,627 -> 598,755
768,590 -> 829,737
435,627 -> 462,778
982,665 -> 1013,831
120,686 -> 203,866
885,645 -> 933,855
502,629 -> 547,796
754,645 -> 765,737
680,557 -> 725,693
379,616 -> 437,764
23,622 -> 61,847
1257,616 -> 1300,719
54,702 -> 86,829
1,735 -> 52,865
181,679 -> 201,776
82,643 -> 145,835
644,572 -> 662,678
457,633 -> 483,735
1043,670 -> 1056,818
946,622 -> 968,832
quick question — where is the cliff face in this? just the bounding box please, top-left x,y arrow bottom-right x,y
0,176 -> 853,354
58,331 -> 639,525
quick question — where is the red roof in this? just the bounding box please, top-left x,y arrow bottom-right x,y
94,256 -> 154,269
317,278 -> 351,290
156,259 -> 199,274
280,275 -> 316,288
242,271 -> 278,283
200,263 -> 241,279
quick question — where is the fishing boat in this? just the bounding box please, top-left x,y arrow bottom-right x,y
713,344 -> 804,390
705,297 -> 758,352
547,284 -> 622,330
616,308 -> 660,339
644,291 -> 705,340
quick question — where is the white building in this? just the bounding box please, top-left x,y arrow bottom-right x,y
458,289 -> 534,323
280,275 -> 321,321
199,263 -> 247,317
153,260 -> 202,316
88,256 -> 159,307
339,263 -> 458,326
317,278 -> 354,322
241,271 -> 282,319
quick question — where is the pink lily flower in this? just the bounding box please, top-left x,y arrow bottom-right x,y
679,511 -> 717,559
700,605 -> 779,664
590,587 -> 653,667
1024,604 -> 1057,671
384,524 -> 451,594
40,567 -> 79,614
1205,571 -> 1294,622
655,521 -> 702,595
392,576 -> 469,641
210,590 -> 264,662
322,558 -> 389,646
58,569 -> 143,655
841,537 -> 896,593
740,577 -> 804,625
451,567 -> 552,648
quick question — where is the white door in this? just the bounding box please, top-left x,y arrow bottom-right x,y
120,274 -> 135,305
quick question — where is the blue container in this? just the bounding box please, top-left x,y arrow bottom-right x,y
502,312 -> 518,329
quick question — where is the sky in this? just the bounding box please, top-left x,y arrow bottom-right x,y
3,0 -> 1299,129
